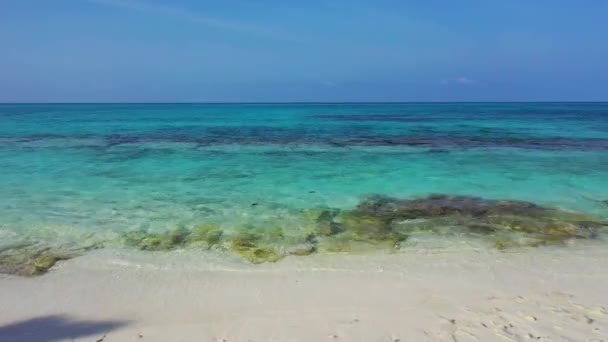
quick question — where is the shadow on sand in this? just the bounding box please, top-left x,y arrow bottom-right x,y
0,315 -> 128,342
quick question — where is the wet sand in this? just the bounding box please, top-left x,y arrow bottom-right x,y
1,246 -> 607,342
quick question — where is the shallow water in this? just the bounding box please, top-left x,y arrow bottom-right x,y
1,103 -> 607,264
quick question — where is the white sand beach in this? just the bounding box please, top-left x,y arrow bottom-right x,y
1,246 -> 607,342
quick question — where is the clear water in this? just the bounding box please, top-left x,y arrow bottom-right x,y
1,103 -> 607,250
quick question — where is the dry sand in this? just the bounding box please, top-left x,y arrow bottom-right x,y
1,245 -> 607,342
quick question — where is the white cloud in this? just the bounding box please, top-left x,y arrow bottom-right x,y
440,76 -> 476,86
456,77 -> 475,84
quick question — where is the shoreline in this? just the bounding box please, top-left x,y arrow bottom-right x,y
1,246 -> 607,341
3,193 -> 607,277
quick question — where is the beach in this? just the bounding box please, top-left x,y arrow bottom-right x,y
1,103 -> 608,341
1,245 -> 607,341
4,0 -> 608,338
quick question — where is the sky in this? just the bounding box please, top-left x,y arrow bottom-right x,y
1,0 -> 607,102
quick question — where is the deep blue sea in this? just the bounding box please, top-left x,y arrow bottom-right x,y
1,103 -> 607,258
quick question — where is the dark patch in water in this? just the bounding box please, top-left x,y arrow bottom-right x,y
0,241 -> 101,276
105,134 -> 141,146
118,194 -> 608,264
94,147 -> 169,162
3,194 -> 608,274
340,136 -> 608,150
309,114 -> 441,122
4,124 -> 608,151
3,134 -> 608,151
355,194 -> 548,218
427,148 -> 450,154
307,194 -> 608,251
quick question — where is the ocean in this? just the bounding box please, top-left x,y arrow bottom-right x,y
1,103 -> 607,271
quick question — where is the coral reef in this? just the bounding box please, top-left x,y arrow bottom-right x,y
123,227 -> 190,251
0,243 -> 81,276
3,194 -> 606,276
336,194 -> 606,249
188,224 -> 224,247
229,229 -> 283,263
196,195 -> 605,260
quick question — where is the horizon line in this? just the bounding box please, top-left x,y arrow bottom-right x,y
1,101 -> 608,105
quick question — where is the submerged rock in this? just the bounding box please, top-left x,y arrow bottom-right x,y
228,230 -> 284,264
338,211 -> 406,245
121,224 -> 301,263
355,194 -> 549,219
315,194 -> 607,251
115,194 -> 607,264
3,193 -> 605,276
188,224 -> 224,247
302,208 -> 343,236
242,246 -> 283,264
27,253 -> 72,276
0,243 -> 76,276
123,227 -> 190,251
230,230 -> 260,251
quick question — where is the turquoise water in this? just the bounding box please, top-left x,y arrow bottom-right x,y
1,103 -> 608,254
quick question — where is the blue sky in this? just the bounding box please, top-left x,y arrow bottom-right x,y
1,0 -> 607,102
